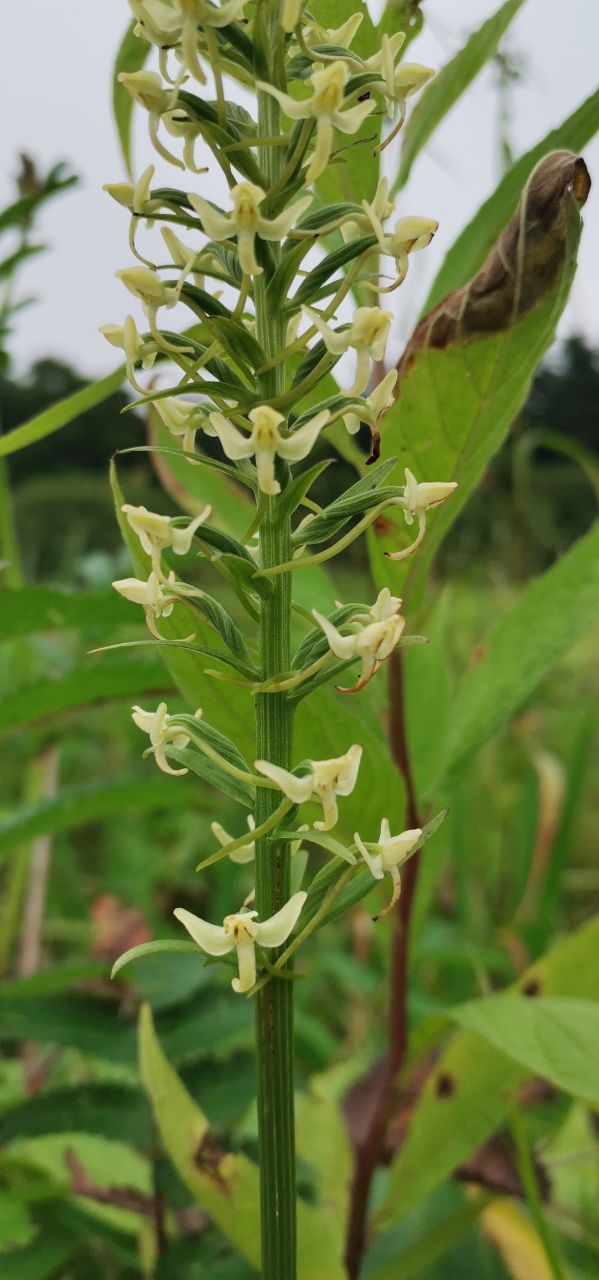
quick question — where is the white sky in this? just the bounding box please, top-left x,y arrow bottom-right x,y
1,0 -> 598,377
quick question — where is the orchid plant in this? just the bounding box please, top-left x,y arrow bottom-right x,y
105,2 -> 457,1274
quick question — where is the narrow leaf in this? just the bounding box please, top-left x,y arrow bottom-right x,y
0,365 -> 125,457
0,658 -> 172,734
112,940 -> 199,979
442,522 -> 599,779
0,776 -> 198,860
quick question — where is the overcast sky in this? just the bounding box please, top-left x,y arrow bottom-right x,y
1,0 -> 598,377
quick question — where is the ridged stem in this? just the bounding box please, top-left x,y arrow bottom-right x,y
253,20 -> 297,1277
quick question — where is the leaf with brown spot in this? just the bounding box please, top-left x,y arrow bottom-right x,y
377,913 -> 599,1233
368,150 -> 590,604
139,1004 -> 348,1278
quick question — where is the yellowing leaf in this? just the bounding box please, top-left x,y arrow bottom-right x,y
480,1198 -> 552,1280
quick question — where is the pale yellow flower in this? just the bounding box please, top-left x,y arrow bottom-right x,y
313,588 -> 405,692
354,819 -> 421,915
188,182 -> 312,276
255,744 -> 362,831
303,305 -> 393,395
174,892 -> 307,992
209,405 -> 329,496
257,60 -> 375,183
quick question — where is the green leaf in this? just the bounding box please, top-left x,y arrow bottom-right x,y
404,589 -> 453,801
450,996 -> 599,1108
291,235 -> 377,308
113,20 -> 149,176
0,1192 -> 35,1250
379,913 -> 599,1230
192,595 -> 252,663
0,587 -> 133,641
169,745 -> 254,808
370,151 -> 589,604
218,553 -> 274,601
278,460 -> 333,521
0,1225 -> 75,1279
0,1084 -> 150,1146
139,1002 -> 261,1268
139,1005 -> 347,1278
0,776 -> 197,860
292,458 -> 400,546
394,0 -> 527,191
111,940 -> 200,979
0,658 -> 172,734
296,1082 -> 352,1256
0,163 -> 77,234
425,87 -> 599,312
440,523 -> 599,780
0,365 -> 125,457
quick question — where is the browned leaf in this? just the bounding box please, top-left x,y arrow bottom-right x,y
399,151 -> 590,376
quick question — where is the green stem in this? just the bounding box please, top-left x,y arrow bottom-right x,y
254,26 -> 297,1278
511,1108 -> 568,1280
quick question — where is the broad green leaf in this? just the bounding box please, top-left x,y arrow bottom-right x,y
0,1191 -> 35,1250
404,589 -> 453,801
0,365 -> 125,457
0,775 -> 197,860
394,0 -> 527,191
139,1005 -> 347,1278
0,658 -> 172,734
369,151 -> 589,604
113,20 -> 149,176
0,587 -> 132,640
425,87 -> 599,312
440,522 -> 599,780
0,1225 -> 75,1279
0,1084 -> 150,1147
450,995 -> 599,1108
378,913 -> 599,1230
296,1081 -> 353,1255
366,1193 -> 491,1280
0,985 -> 253,1068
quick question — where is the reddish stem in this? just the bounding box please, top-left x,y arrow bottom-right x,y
344,650 -> 420,1278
